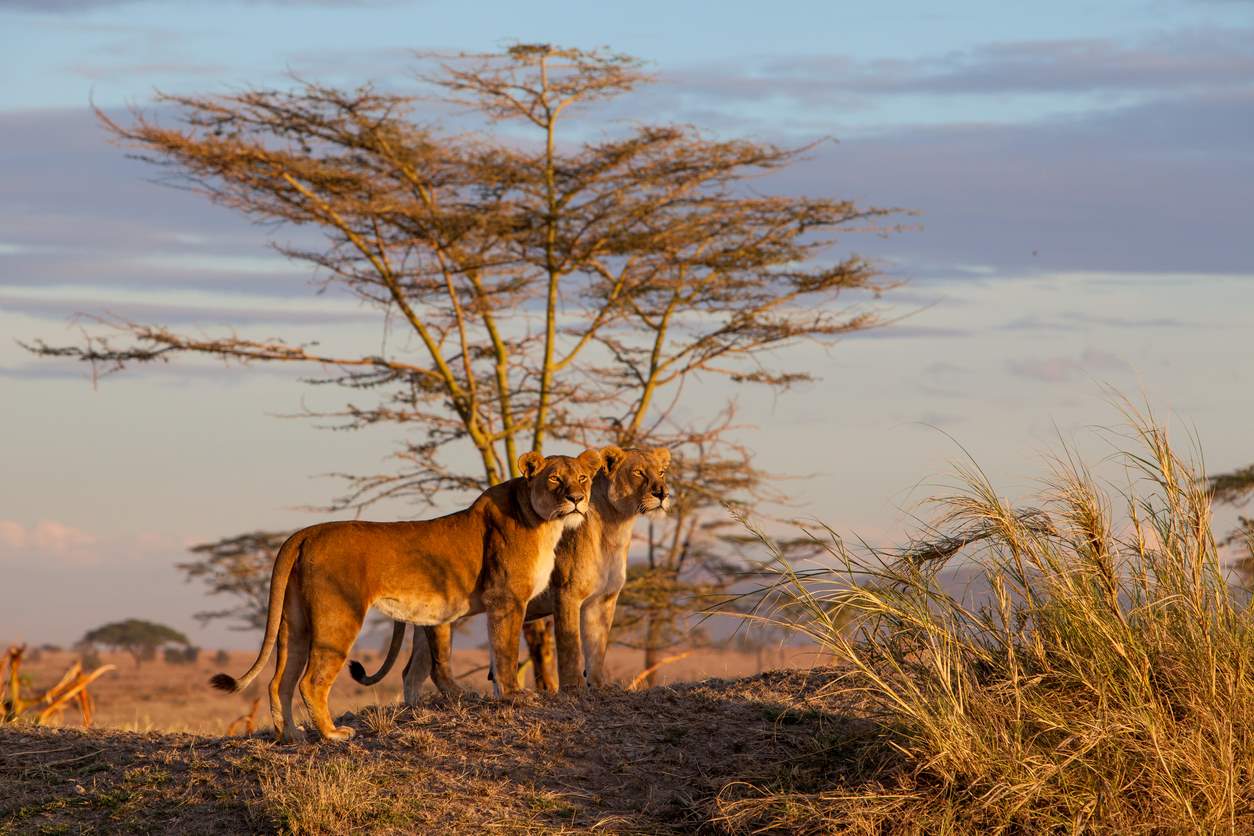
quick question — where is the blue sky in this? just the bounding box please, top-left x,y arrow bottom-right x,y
1,0 -> 1252,647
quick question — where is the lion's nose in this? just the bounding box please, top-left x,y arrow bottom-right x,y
652,487 -> 667,500
566,493 -> 585,505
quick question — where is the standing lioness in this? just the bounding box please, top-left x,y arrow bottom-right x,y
355,446 -> 671,698
210,449 -> 602,741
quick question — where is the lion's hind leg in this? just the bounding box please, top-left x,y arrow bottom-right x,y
424,624 -> 463,699
401,624 -> 430,706
268,613 -> 288,735
277,595 -> 311,743
298,604 -> 362,741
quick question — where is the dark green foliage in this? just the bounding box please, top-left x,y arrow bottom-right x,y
82,619 -> 189,668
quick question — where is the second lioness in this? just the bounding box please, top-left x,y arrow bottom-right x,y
353,446 -> 671,696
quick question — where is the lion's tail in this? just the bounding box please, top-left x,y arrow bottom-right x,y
348,620 -> 406,686
209,530 -> 305,694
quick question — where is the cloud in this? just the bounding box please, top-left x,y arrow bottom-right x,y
652,26 -> 1254,116
0,518 -> 195,566
1007,348 -> 1131,383
0,286 -> 378,326
770,89 -> 1254,277
1,27 -> 1250,322
0,519 -> 99,563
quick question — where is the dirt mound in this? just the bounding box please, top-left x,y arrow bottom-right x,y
0,667 -> 866,834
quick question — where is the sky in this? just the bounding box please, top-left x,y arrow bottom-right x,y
1,0 -> 1252,648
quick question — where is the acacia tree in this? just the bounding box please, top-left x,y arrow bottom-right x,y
82,619 -> 188,668
30,44 -> 897,681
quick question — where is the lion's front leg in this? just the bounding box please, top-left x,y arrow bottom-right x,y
552,589 -> 585,690
581,591 -> 620,687
486,598 -> 526,698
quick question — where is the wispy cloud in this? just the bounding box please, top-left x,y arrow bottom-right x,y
0,286 -> 377,326
0,519 -> 99,564
1007,348 -> 1131,383
652,26 -> 1254,116
772,89 -> 1254,277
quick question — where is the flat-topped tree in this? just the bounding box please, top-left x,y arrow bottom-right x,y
30,44 -> 900,675
82,619 -> 189,668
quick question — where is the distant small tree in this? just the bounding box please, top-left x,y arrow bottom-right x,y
82,619 -> 189,668
1211,465 -> 1254,584
164,646 -> 201,665
213,649 -> 231,666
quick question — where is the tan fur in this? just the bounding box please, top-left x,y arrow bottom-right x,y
211,449 -> 603,742
357,447 -> 671,700
537,445 -> 672,689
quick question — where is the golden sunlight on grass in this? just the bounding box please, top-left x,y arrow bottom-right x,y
726,408 -> 1254,832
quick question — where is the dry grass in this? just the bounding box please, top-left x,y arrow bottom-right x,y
258,756 -> 399,835
0,667 -> 863,833
726,409 -> 1254,833
356,703 -> 407,737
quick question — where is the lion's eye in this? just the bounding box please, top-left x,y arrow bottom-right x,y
579,475 -> 588,483
633,469 -> 644,478
548,475 -> 559,483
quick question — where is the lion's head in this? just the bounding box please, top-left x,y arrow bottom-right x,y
599,446 -> 672,518
519,449 -> 604,528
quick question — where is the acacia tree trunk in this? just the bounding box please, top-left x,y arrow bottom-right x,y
642,609 -> 669,688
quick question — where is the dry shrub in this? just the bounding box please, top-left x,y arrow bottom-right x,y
724,409 -> 1254,833
258,756 -> 399,834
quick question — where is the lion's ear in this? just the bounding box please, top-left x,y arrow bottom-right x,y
577,448 -> 604,475
600,445 -> 626,475
518,451 -> 545,479
651,447 -> 672,469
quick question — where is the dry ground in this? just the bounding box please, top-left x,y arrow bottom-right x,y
9,644 -> 829,736
1,666 -> 870,834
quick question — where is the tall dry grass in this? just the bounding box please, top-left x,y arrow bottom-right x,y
722,412 -> 1254,833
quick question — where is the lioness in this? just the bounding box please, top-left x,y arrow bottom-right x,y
210,449 -> 603,741
353,446 -> 671,698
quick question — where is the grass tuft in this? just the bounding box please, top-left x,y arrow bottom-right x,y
357,702 -> 406,737
724,408 -> 1254,833
258,755 -> 400,834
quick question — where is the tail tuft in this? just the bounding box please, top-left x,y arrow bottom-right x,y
209,673 -> 238,693
348,660 -> 367,683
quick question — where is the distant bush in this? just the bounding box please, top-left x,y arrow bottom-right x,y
213,649 -> 231,666
726,410 -> 1254,833
163,646 -> 201,665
